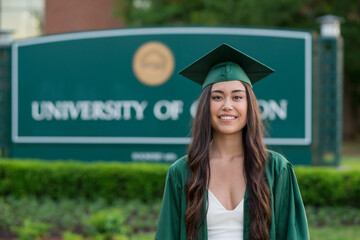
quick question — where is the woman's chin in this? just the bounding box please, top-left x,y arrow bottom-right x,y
214,128 -> 243,136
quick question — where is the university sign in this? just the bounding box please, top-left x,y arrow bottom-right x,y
30,99 -> 288,127
11,27 -> 313,163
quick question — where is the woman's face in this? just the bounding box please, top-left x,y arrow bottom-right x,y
210,80 -> 248,135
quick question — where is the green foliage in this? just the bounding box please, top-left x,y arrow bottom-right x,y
1,160 -> 360,207
0,159 -> 169,202
306,206 -> 360,227
295,167 -> 360,207
129,233 -> 155,240
0,196 -> 161,239
63,231 -> 85,240
124,199 -> 161,232
342,157 -> 360,170
63,231 -> 130,240
0,195 -> 109,233
1,195 -> 360,239
309,226 -> 360,240
116,0 -> 308,27
11,219 -> 50,240
85,208 -> 129,238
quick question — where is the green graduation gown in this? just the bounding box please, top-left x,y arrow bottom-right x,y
155,150 -> 310,240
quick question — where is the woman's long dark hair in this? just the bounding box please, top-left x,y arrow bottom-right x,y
185,83 -> 271,240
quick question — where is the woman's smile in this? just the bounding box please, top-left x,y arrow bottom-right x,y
219,114 -> 238,121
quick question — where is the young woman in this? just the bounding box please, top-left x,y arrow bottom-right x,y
155,44 -> 309,240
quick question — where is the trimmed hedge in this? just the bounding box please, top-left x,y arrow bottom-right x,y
295,167 -> 360,207
0,159 -> 359,206
0,159 -> 168,202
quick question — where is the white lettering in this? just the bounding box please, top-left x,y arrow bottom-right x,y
91,101 -> 104,120
153,100 -> 183,120
31,100 -> 149,121
131,152 -> 178,162
269,100 -> 288,120
258,99 -> 288,120
66,101 -> 81,120
114,101 -> 122,120
258,100 -> 270,120
45,101 -> 62,120
32,99 -> 288,122
122,101 -> 132,120
31,101 -> 45,121
103,100 -> 116,121
80,101 -> 92,120
171,101 -> 183,120
132,101 -> 148,120
154,100 -> 171,120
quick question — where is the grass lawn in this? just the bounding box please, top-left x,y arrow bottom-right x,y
134,226 -> 360,240
310,226 -> 360,240
341,156 -> 360,170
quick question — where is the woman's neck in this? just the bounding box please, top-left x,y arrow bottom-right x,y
210,131 -> 244,160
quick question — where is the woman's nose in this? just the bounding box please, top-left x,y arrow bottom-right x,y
222,99 -> 233,111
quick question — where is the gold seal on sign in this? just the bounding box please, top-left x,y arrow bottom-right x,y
133,42 -> 175,86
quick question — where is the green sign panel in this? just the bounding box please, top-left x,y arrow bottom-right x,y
12,27 -> 312,162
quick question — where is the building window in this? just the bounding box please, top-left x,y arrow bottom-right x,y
0,0 -> 44,39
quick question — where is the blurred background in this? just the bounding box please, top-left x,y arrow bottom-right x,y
0,0 -> 359,239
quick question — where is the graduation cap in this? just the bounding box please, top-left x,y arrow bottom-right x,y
179,43 -> 274,89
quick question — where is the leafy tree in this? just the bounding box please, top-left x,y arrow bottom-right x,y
114,0 -> 360,138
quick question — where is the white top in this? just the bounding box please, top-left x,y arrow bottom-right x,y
207,190 -> 244,240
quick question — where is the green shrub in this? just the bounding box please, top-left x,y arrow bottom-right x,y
306,205 -> 360,227
1,195 -> 360,239
0,159 -> 359,206
295,167 -> 360,207
63,231 -> 85,240
11,219 -> 50,240
0,160 -> 168,202
129,233 -> 155,240
0,196 -> 161,238
63,231 -> 129,240
85,208 -> 130,238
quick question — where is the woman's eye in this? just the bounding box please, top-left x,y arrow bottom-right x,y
234,96 -> 244,100
211,96 -> 222,100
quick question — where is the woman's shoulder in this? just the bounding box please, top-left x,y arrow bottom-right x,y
167,155 -> 189,184
266,149 -> 290,165
169,155 -> 189,171
266,149 -> 293,178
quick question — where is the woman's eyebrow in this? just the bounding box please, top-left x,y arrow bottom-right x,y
211,89 -> 245,93
211,90 -> 224,93
232,89 -> 246,93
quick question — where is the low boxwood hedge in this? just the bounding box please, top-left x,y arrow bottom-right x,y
0,159 -> 359,206
0,159 -> 168,202
295,167 -> 360,207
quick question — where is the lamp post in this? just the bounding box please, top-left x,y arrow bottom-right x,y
316,15 -> 344,166
317,15 -> 344,38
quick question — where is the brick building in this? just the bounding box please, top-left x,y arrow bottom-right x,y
44,0 -> 124,35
